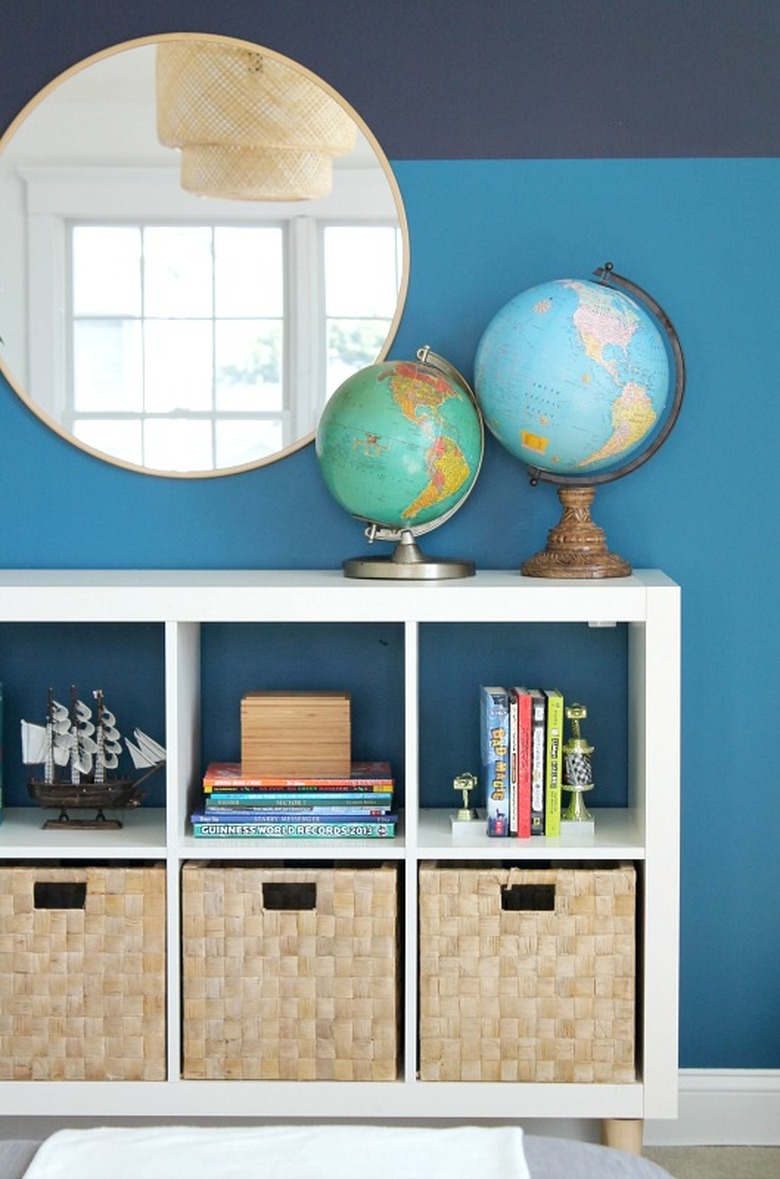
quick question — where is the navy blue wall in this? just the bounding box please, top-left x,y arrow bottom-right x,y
2,0 -> 779,1071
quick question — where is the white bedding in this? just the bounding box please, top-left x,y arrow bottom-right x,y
22,1124 -> 531,1179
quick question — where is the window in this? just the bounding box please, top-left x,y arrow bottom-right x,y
66,219 -> 401,471
70,224 -> 285,471
19,165 -> 404,473
324,225 -> 404,394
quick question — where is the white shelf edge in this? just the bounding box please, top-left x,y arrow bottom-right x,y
415,807 -> 645,859
0,1079 -> 645,1119
0,568 -> 674,624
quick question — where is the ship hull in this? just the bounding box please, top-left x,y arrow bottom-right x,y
27,777 -> 145,823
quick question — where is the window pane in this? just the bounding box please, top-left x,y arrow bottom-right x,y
326,319 -> 390,393
72,227 -> 141,316
324,226 -> 399,317
143,227 -> 213,318
73,320 -> 143,411
215,320 -> 283,412
143,418 -> 214,472
74,419 -> 143,466
144,321 -> 213,413
216,419 -> 284,468
215,227 -> 283,317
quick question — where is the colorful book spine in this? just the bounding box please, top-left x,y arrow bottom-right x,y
529,689 -> 546,835
191,811 -> 397,824
508,687 -> 518,835
511,687 -> 533,839
543,689 -> 564,837
203,781 -> 391,794
202,761 -> 392,791
0,680 -> 3,824
204,791 -> 394,806
480,686 -> 510,837
203,801 -> 392,814
192,820 -> 397,839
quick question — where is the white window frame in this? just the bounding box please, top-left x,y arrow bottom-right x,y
21,164 -> 398,454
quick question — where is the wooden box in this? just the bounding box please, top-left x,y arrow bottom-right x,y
240,690 -> 351,778
0,863 -> 166,1081
181,861 -> 399,1080
419,861 -> 636,1083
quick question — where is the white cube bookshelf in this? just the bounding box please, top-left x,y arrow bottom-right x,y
0,568 -> 680,1133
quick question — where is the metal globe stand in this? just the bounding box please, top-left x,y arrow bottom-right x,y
522,264 -> 685,579
343,525 -> 475,580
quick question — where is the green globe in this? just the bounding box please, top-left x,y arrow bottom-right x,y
316,357 -> 483,531
474,276 -> 671,476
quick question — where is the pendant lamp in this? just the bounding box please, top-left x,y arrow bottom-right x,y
156,41 -> 357,201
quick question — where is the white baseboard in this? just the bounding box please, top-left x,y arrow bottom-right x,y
645,1069 -> 780,1146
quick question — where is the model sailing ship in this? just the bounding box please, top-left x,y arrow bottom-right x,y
21,687 -> 166,828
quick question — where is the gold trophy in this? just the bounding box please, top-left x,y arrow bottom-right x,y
450,771 -> 479,836
561,703 -> 596,835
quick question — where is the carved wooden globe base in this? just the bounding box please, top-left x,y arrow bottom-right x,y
521,486 -> 632,579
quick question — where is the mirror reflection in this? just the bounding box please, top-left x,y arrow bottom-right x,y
0,36 -> 408,476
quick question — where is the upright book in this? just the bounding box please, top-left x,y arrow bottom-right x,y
543,689 -> 564,837
510,687 -> 533,839
529,689 -> 547,836
480,686 -> 510,836
508,688 -> 518,835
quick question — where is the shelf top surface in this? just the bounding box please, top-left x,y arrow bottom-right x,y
0,807 -> 166,857
0,568 -> 679,623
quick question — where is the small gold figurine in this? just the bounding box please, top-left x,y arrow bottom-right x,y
453,771 -> 478,821
562,703 -> 595,825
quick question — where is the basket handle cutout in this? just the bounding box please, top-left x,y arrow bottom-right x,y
263,882 -> 317,910
34,881 -> 87,910
501,883 -> 555,911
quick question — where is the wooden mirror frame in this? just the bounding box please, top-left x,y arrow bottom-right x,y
0,33 -> 409,477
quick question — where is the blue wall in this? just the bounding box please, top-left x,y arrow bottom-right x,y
2,0 -> 779,1071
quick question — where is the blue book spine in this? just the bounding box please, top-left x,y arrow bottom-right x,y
480,686 -> 510,837
204,791 -> 393,805
191,811 -> 397,824
192,820 -> 397,839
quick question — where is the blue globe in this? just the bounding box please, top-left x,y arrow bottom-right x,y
474,277 -> 671,477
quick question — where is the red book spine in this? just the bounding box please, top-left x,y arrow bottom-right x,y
512,688 -> 533,839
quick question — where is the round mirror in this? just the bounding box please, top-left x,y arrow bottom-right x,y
0,34 -> 409,477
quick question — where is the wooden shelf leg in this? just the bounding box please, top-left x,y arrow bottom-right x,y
602,1118 -> 644,1155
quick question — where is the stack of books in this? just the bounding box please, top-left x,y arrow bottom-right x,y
190,761 -> 397,839
480,686 -> 564,838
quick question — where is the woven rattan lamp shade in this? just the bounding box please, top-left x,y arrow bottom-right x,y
156,41 -> 357,201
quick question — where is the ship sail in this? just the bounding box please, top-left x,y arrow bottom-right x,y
125,728 -> 166,769
21,702 -> 72,768
21,720 -> 49,764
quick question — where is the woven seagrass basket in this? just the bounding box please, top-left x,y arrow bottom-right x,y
418,861 -> 636,1083
0,863 -> 166,1081
182,861 -> 399,1080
